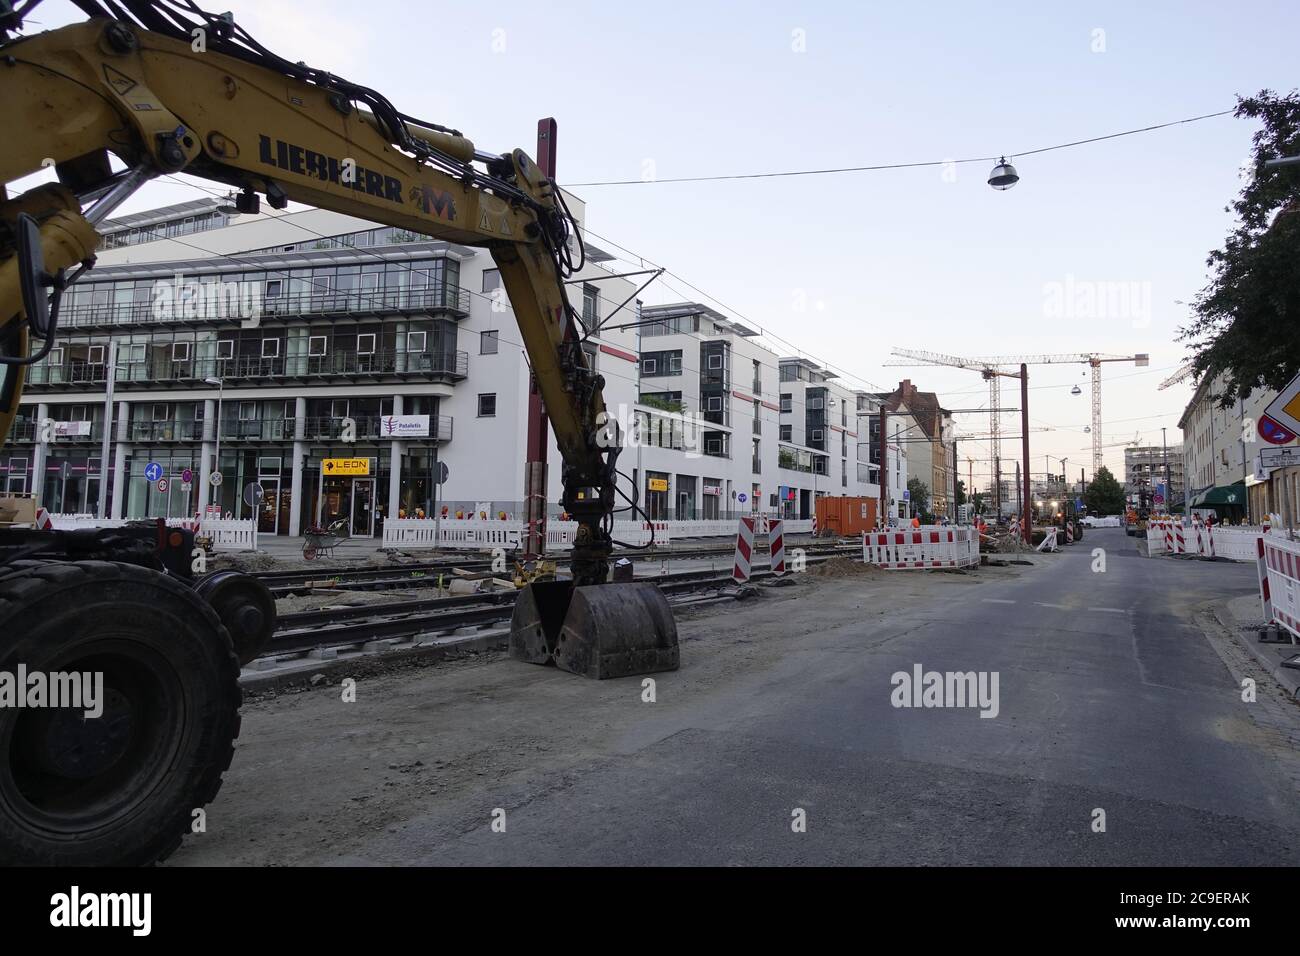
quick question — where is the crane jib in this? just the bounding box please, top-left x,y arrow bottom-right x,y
258,134 -> 403,204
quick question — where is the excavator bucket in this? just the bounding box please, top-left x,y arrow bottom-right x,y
510,581 -> 679,679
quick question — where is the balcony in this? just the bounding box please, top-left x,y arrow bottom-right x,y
128,420 -> 205,443
7,420 -> 37,442
26,349 -> 469,391
57,283 -> 472,332
301,414 -> 452,443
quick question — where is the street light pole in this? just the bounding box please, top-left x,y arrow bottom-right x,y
204,376 -> 223,513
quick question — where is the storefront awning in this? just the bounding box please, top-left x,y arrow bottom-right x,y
1189,481 -> 1246,508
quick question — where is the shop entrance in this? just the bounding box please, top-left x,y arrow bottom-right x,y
316,476 -> 375,537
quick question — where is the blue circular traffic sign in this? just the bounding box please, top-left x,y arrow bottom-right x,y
144,461 -> 164,483
737,493 -> 748,504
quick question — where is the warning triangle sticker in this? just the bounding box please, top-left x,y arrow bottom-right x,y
102,64 -> 138,96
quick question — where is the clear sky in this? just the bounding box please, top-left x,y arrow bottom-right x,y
19,0 -> 1298,487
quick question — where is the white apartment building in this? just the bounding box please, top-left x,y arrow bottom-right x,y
629,305 -> 880,521
1,193 -> 642,536
857,392 -> 911,521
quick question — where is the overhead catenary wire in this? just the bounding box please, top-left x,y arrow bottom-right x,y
564,109 -> 1235,186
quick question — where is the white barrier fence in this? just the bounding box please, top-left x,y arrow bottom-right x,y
862,526 -> 979,569
1145,517 -> 1271,562
384,516 -> 821,552
46,514 -> 258,551
1260,534 -> 1300,642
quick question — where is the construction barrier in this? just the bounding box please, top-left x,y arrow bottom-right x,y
1146,518 -> 1272,563
1036,527 -> 1059,553
1260,534 -> 1300,641
44,514 -> 257,551
732,516 -> 757,583
862,526 -> 979,569
770,519 -> 786,575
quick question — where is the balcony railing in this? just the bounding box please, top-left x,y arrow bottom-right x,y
26,349 -> 469,388
8,420 -> 37,442
128,420 -> 205,442
300,414 -> 452,442
57,283 -> 472,330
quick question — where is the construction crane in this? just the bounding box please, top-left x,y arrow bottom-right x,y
888,348 -> 1150,477
1158,362 -> 1196,390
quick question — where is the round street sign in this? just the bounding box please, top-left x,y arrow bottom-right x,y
144,461 -> 164,482
243,482 -> 265,508
209,471 -> 223,487
156,478 -> 169,493
437,461 -> 450,485
737,492 -> 748,504
182,468 -> 193,484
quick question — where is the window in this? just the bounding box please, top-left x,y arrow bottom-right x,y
308,335 -> 327,357
780,394 -> 792,413
239,401 -> 257,421
407,331 -> 427,353
357,333 -> 376,355
668,353 -> 682,372
642,358 -> 657,375
707,396 -> 722,412
216,340 -> 234,360
172,342 -> 191,360
706,439 -> 722,455
152,404 -> 169,421
780,425 -> 792,442
261,338 -> 280,358
266,279 -> 282,298
48,347 -> 63,366
812,429 -> 823,442
87,345 -> 105,364
708,354 -> 723,370
70,404 -> 87,421
482,269 -> 501,293
330,399 -> 349,419
480,329 -> 499,355
808,396 -> 823,410
477,393 -> 497,417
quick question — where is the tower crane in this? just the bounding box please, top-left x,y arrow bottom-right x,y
1158,362 -> 1196,390
888,348 -> 1150,477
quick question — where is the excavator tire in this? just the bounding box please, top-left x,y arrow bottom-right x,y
0,560 -> 241,865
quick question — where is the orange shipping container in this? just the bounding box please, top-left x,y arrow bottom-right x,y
814,496 -> 877,537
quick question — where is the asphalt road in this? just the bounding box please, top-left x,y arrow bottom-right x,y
175,527 -> 1300,866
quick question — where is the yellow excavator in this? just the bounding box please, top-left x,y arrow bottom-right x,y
0,0 -> 678,865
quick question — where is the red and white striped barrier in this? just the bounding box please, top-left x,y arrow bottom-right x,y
769,519 -> 786,575
1257,535 -> 1274,624
862,526 -> 979,569
1065,523 -> 1074,544
1260,534 -> 1300,641
33,507 -> 53,530
1036,527 -> 1058,553
732,516 -> 757,583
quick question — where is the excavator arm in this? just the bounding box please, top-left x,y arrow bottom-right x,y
0,3 -> 678,678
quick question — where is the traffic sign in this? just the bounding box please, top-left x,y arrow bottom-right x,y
1259,370 -> 1300,445
737,492 -> 748,504
156,478 -> 169,493
1260,446 -> 1300,469
144,461 -> 164,482
243,482 -> 264,508
436,461 -> 449,485
209,471 -> 223,487
181,468 -> 193,484
59,460 -> 71,481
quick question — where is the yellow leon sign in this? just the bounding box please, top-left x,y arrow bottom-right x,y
322,458 -> 370,476
648,478 -> 669,492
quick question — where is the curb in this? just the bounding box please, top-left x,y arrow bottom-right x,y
1209,600 -> 1300,699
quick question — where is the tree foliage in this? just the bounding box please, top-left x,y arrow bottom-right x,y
1084,466 -> 1126,516
907,477 -> 930,516
1179,91 -> 1300,407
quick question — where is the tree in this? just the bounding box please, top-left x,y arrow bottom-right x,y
1084,466 -> 1126,516
1178,91 -> 1300,407
955,479 -> 967,507
972,491 -> 987,515
907,478 -> 930,517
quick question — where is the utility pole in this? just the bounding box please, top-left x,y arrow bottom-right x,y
1020,364 -> 1031,545
878,403 -> 889,527
522,117 -> 558,561
97,340 -> 117,518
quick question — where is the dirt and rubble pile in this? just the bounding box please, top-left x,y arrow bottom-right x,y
807,556 -> 888,578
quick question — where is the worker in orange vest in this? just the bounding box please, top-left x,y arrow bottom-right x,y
910,515 -> 921,529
